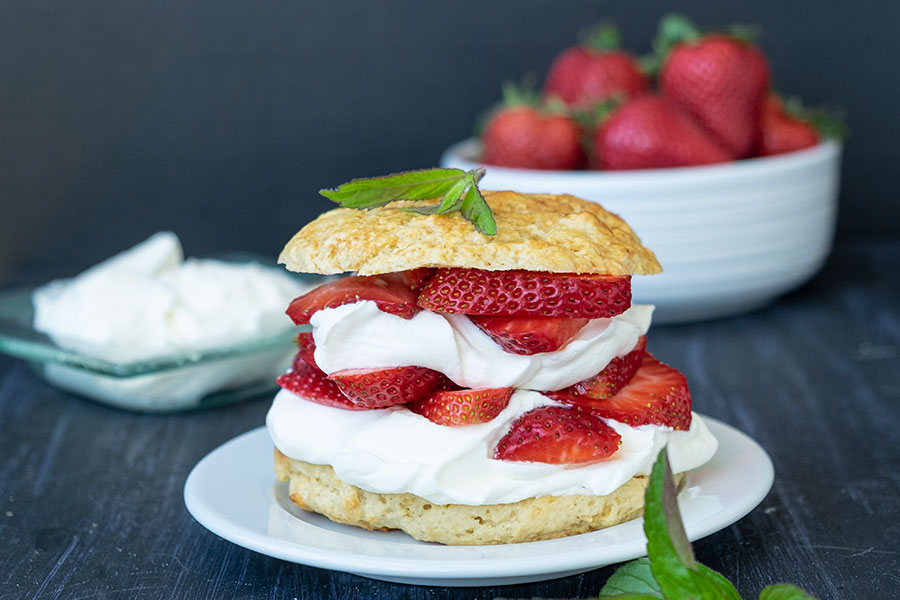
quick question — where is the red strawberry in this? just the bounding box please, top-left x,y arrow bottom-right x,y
286,274 -> 420,325
552,353 -> 692,430
757,95 -> 820,156
294,332 -> 320,372
494,405 -> 621,464
417,268 -> 631,318
481,82 -> 585,170
470,315 -> 589,355
593,95 -> 732,170
481,106 -> 584,170
408,387 -> 514,426
656,15 -> 771,158
565,335 -> 647,398
384,268 -> 436,293
276,362 -> 366,411
544,24 -> 649,109
327,365 -> 444,409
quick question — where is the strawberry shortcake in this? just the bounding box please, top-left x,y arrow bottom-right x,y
267,189 -> 717,545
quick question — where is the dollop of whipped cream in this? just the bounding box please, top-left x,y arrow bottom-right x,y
311,300 -> 652,391
267,388 -> 718,505
33,232 -> 309,362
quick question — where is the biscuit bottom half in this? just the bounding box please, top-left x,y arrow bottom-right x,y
274,449 -> 683,545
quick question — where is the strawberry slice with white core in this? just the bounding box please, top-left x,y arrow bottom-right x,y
551,353 -> 692,430
565,335 -> 647,397
417,268 -> 632,318
470,315 -> 590,355
494,405 -> 622,464
286,273 -> 421,325
328,365 -> 444,409
276,362 -> 367,411
408,387 -> 514,426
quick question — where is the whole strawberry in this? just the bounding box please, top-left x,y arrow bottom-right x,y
543,24 -> 649,110
481,84 -> 585,170
757,94 -> 823,156
656,15 -> 771,158
593,95 -> 732,170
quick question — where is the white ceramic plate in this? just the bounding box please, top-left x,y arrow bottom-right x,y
184,417 -> 773,587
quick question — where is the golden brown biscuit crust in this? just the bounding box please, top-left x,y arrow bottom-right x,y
274,449 -> 682,545
279,190 -> 661,276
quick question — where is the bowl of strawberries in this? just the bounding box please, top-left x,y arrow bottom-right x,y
441,16 -> 843,323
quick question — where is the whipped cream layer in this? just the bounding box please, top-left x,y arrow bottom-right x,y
311,301 -> 653,391
267,388 -> 718,505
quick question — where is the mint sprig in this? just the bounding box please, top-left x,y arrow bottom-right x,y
319,167 -> 496,235
599,449 -> 817,600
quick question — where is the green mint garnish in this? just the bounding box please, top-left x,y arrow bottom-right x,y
599,448 -> 816,600
319,167 -> 496,235
758,584 -> 817,600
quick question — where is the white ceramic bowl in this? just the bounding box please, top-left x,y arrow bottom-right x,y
441,139 -> 842,323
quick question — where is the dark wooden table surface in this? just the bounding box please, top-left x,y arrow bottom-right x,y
2,239 -> 898,600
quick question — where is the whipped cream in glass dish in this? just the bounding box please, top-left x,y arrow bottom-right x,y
30,232 -> 315,410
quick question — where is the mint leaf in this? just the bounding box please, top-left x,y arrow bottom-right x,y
696,564 -> 742,600
319,168 -> 467,208
599,558 -> 663,599
644,449 -> 739,599
403,177 -> 469,216
459,180 -> 496,235
759,584 -> 817,599
319,167 -> 496,235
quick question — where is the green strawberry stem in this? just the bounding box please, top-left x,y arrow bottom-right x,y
501,77 -> 541,108
782,95 -> 847,140
580,22 -> 622,52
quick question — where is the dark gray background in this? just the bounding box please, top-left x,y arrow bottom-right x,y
1,0 -> 897,281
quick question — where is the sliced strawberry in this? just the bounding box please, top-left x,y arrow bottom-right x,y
470,315 -> 590,355
408,387 -> 513,426
276,363 -> 367,411
494,405 -> 621,464
328,365 -> 444,409
565,335 -> 647,398
552,353 -> 692,430
383,268 -> 436,293
286,274 -> 420,325
294,332 -> 320,372
417,268 -> 631,318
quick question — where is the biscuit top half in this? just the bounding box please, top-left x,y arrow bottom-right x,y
278,190 -> 662,276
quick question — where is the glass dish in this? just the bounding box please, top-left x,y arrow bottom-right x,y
0,259 -> 316,412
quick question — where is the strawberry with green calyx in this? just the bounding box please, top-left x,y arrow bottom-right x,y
494,405 -> 622,464
593,95 -> 732,170
758,94 -> 845,157
543,23 -> 649,110
655,14 -> 771,159
321,167 -> 496,235
598,448 -> 818,599
481,82 -> 585,170
409,386 -> 513,426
